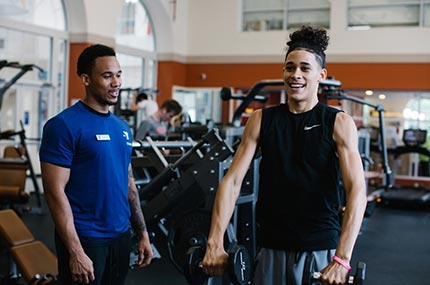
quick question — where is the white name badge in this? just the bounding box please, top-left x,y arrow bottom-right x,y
96,134 -> 111,141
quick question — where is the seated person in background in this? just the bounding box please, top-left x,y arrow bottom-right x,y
134,99 -> 182,141
130,90 -> 159,121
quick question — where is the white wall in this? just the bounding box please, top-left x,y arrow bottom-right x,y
184,0 -> 430,63
67,0 -> 430,63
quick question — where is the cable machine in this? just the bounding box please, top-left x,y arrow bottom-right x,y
0,60 -> 45,110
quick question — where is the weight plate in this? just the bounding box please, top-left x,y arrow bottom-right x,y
167,209 -> 212,274
228,245 -> 251,285
185,246 -> 208,285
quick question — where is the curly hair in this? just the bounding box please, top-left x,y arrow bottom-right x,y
285,25 -> 329,68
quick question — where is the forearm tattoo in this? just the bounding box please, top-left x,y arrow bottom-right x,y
128,166 -> 147,233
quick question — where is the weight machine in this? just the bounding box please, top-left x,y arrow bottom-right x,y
131,128 -> 260,285
0,61 -> 46,214
0,60 -> 45,110
379,129 -> 430,208
114,87 -> 159,134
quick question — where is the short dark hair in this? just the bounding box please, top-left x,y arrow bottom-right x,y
161,99 -> 182,116
77,44 -> 116,76
136,92 -> 149,103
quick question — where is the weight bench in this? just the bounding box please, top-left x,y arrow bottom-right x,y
0,146 -> 30,212
0,209 -> 58,282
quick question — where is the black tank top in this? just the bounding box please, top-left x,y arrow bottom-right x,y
257,102 -> 342,251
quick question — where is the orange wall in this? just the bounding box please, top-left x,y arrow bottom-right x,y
68,43 -> 92,106
156,61 -> 187,104
155,61 -> 430,124
182,62 -> 430,91
327,63 -> 430,90
67,43 -> 430,107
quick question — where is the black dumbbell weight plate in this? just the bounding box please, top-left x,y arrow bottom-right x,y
228,245 -> 252,285
186,246 -> 208,285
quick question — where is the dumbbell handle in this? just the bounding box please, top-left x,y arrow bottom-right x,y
312,272 -> 354,284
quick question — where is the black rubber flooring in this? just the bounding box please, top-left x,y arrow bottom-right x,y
1,194 -> 430,285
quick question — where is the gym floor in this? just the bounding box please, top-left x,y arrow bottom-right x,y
1,193 -> 429,285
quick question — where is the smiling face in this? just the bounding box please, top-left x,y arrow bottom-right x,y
283,49 -> 327,107
81,55 -> 122,113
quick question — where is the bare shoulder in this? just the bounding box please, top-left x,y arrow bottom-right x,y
333,111 -> 358,144
243,109 -> 262,139
241,109 -> 262,131
335,111 -> 356,129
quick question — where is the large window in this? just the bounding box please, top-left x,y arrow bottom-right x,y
173,87 -> 222,125
403,95 -> 430,130
348,0 -> 430,28
115,0 -> 158,134
0,0 -> 67,175
116,0 -> 156,89
0,0 -> 66,30
242,0 -> 330,32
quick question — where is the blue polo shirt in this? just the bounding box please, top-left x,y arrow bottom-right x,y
39,101 -> 133,238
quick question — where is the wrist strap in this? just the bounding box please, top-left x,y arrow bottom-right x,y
332,255 -> 352,271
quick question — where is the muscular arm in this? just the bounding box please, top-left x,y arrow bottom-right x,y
322,112 -> 367,282
128,164 -> 153,267
202,109 -> 261,276
40,162 -> 95,283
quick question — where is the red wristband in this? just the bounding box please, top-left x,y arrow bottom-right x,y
332,255 -> 352,271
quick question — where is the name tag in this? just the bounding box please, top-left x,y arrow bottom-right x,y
96,134 -> 111,141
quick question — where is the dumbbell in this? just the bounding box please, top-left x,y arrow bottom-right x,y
184,244 -> 252,285
311,261 -> 366,285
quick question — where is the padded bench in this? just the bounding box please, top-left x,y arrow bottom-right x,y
0,209 -> 35,246
10,241 -> 58,282
0,146 -> 30,208
0,209 -> 58,282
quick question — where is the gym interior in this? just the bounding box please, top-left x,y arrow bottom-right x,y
1,1 -> 430,284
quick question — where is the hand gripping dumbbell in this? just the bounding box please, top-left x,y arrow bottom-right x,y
311,261 -> 366,285
184,245 -> 252,285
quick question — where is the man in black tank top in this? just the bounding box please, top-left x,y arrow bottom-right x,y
202,26 -> 367,285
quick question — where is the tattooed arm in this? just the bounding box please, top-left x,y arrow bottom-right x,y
128,164 -> 153,267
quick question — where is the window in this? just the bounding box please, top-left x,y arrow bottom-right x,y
0,0 -> 67,133
348,0 -> 430,28
403,95 -> 430,130
242,0 -> 330,32
0,0 -> 66,30
116,0 -> 157,90
116,0 -> 155,52
173,87 -> 222,125
0,0 -> 67,175
115,0 -> 158,134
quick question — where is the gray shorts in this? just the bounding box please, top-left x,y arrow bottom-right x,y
252,248 -> 335,285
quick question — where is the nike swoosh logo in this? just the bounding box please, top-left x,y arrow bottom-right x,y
304,124 -> 321,131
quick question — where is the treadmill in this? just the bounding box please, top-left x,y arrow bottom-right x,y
380,129 -> 430,207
